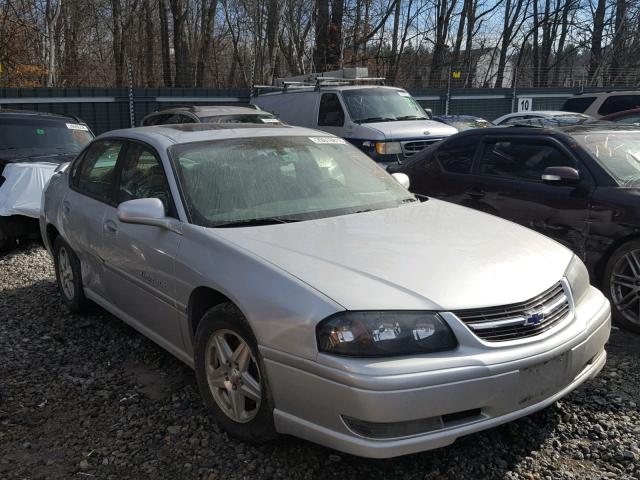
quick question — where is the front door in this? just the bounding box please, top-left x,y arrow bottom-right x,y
467,136 -> 592,258
101,141 -> 184,350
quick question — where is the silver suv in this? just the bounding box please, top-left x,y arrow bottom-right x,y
40,123 -> 610,458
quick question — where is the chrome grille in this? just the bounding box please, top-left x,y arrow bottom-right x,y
401,139 -> 442,156
455,282 -> 571,342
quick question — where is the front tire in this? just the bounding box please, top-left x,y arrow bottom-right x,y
604,240 -> 640,334
194,303 -> 277,443
53,237 -> 89,313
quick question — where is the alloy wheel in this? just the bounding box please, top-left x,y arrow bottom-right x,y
610,248 -> 640,327
58,246 -> 75,300
205,329 -> 262,423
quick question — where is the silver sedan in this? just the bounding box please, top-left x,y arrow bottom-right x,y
40,123 -> 611,458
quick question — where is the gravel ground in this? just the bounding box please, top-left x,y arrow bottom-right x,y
1,243 -> 639,480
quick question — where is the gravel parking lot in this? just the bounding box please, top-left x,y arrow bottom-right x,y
1,243 -> 639,480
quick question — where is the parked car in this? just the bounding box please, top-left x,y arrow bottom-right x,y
0,109 -> 93,250
562,91 -> 640,119
252,84 -> 457,166
141,106 -> 282,126
393,124 -> 640,332
41,123 -> 609,458
493,111 -> 594,126
601,108 -> 640,125
433,114 -> 493,131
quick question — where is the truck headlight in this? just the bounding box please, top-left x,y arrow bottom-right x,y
565,255 -> 589,303
375,141 -> 403,155
316,311 -> 458,357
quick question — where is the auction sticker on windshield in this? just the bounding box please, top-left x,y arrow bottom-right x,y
309,137 -> 346,144
66,123 -> 89,131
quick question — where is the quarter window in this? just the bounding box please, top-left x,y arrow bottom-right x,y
318,93 -> 345,127
73,140 -> 122,202
435,137 -> 480,174
479,140 -> 575,181
118,144 -> 174,215
562,96 -> 596,113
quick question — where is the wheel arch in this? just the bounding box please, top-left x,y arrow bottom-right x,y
188,286 -> 236,342
594,232 -> 640,287
45,223 -> 61,253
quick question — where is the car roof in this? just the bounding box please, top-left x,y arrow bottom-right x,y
501,111 -> 588,118
0,109 -> 83,122
256,85 -> 404,97
569,90 -> 640,98
148,105 -> 268,117
451,123 -> 640,138
100,123 -> 333,146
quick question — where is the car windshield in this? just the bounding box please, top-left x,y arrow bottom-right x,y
170,136 -> 416,227
199,114 -> 281,125
342,88 -> 428,123
573,131 -> 640,187
0,118 -> 93,156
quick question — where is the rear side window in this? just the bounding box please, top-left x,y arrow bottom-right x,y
72,140 -> 123,202
479,140 -> 575,181
435,137 -> 480,174
598,95 -> 640,116
318,93 -> 345,127
562,97 -> 596,113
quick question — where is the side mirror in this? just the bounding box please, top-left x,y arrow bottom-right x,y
541,166 -> 580,185
424,108 -> 433,118
117,198 -> 182,234
392,172 -> 410,189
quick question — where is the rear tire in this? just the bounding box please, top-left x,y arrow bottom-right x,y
53,237 -> 89,313
194,303 -> 277,443
604,239 -> 640,334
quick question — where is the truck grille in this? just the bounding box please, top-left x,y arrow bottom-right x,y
401,139 -> 442,156
454,282 -> 571,342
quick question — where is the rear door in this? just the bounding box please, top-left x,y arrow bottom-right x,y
100,140 -> 184,349
63,139 -> 124,297
465,135 -> 593,257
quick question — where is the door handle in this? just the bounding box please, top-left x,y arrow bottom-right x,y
466,188 -> 485,200
62,200 -> 71,214
103,219 -> 118,234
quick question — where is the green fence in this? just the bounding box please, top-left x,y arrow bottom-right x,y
0,86 -> 627,134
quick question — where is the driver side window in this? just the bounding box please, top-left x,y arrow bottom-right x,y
117,143 -> 175,217
72,140 -> 122,203
318,93 -> 345,127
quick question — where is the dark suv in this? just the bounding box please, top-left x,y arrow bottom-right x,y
394,124 -> 640,332
141,105 -> 281,126
0,110 -> 93,250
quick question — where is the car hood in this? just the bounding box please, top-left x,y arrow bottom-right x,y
0,151 -> 76,166
211,200 -> 573,311
365,119 -> 458,140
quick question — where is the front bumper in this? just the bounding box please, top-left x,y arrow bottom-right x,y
262,287 -> 611,458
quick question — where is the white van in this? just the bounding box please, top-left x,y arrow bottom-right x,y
251,80 -> 456,165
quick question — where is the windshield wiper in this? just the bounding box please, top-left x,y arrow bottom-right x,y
355,116 -> 397,124
395,115 -> 428,121
213,217 -> 301,228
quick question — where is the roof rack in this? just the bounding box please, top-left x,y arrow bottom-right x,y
253,68 -> 387,96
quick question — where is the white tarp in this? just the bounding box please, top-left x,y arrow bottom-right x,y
0,162 -> 58,218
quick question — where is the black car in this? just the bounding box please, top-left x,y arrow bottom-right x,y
0,110 -> 93,250
394,124 -> 640,332
141,105 -> 281,126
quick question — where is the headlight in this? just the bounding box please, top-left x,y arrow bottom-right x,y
316,311 -> 458,357
375,141 -> 403,155
565,255 -> 589,303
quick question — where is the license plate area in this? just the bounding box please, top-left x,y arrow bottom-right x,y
518,353 -> 569,406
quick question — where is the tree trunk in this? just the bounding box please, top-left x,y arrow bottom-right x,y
196,0 -> 218,87
314,0 -> 329,70
588,0 -> 606,85
170,0 -> 189,87
159,0 -> 172,87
